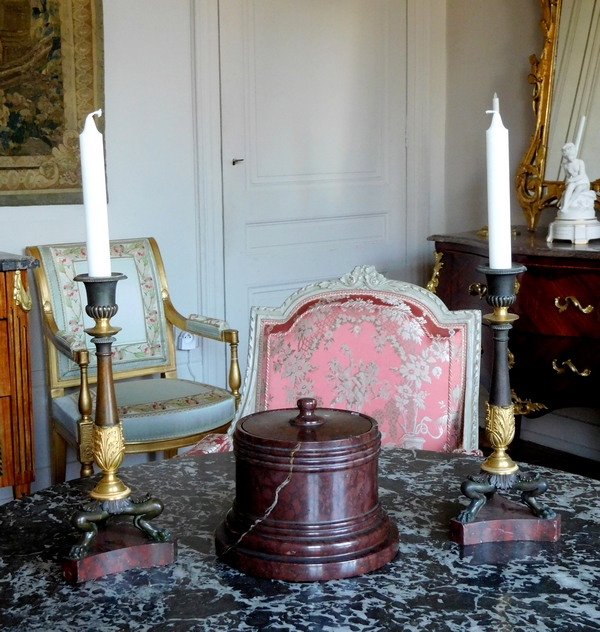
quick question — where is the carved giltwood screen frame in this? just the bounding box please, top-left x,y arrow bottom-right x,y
0,0 -> 103,206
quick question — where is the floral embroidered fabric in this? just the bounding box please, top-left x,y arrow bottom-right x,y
65,384 -> 232,418
183,433 -> 233,456
254,292 -> 467,451
46,239 -> 169,380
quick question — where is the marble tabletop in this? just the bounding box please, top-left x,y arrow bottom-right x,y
1,449 -> 600,632
0,251 -> 39,271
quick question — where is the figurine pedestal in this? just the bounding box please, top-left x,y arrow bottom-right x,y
547,218 -> 600,245
62,520 -> 177,583
449,494 -> 561,546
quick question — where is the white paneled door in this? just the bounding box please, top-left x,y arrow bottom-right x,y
220,0 -> 408,374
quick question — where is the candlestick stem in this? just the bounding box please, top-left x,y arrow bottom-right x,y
455,264 -> 556,524
65,273 -> 170,561
479,264 -> 523,475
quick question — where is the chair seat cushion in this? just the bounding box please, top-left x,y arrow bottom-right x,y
52,379 -> 235,444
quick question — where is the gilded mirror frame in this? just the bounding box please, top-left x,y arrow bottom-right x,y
516,0 -> 561,231
516,0 -> 600,231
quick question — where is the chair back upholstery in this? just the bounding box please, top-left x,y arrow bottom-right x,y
237,266 -> 481,452
29,238 -> 176,391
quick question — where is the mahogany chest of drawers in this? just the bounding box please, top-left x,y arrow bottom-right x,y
0,252 -> 38,497
428,229 -> 600,417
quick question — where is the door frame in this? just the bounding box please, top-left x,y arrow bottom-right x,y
191,0 -> 447,387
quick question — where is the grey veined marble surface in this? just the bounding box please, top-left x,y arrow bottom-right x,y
1,449 -> 600,632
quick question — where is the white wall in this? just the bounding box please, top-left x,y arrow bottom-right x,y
445,0 -> 541,232
0,0 -> 205,500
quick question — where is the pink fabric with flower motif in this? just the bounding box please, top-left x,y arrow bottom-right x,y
182,433 -> 233,456
253,291 -> 467,452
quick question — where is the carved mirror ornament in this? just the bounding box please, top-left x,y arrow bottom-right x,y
516,0 -> 600,231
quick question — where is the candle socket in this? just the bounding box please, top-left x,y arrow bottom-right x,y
476,264 -> 524,309
75,273 -> 125,337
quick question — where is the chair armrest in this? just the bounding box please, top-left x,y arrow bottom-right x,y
163,294 -> 229,340
186,314 -> 231,341
163,295 -> 241,408
40,301 -> 82,361
53,331 -> 85,360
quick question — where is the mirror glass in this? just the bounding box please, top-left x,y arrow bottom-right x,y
545,0 -> 600,183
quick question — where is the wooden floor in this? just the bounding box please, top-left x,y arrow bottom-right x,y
479,429 -> 600,481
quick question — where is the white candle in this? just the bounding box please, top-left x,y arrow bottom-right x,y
80,109 -> 111,277
486,94 -> 512,269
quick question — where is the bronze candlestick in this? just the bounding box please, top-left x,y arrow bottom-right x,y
456,264 -> 556,524
66,273 -> 170,560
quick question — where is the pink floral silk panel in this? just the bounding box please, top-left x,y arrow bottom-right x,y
255,291 -> 467,452
182,433 -> 233,456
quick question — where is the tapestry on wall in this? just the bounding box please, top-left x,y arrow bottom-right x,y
0,0 -> 103,206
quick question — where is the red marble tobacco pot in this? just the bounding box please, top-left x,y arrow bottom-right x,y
215,398 -> 399,581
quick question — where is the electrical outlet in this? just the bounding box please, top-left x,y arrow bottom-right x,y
177,331 -> 197,350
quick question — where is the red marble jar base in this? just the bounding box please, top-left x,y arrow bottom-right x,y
62,522 -> 177,583
221,402 -> 400,581
216,516 -> 398,582
449,494 -> 561,546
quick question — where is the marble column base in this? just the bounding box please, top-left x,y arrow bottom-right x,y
62,519 -> 177,583
215,514 -> 399,582
449,494 -> 561,546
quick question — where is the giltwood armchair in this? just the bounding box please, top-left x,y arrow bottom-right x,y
26,237 -> 240,482
188,265 -> 481,455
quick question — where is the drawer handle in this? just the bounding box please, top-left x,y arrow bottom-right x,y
468,283 -> 487,299
13,270 -> 32,313
554,296 -> 594,314
552,359 -> 591,377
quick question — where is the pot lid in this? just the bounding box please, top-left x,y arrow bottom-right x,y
237,397 -> 376,446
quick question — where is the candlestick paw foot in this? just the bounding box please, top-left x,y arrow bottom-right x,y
68,504 -> 111,559
455,471 -> 555,524
129,496 -> 171,542
515,472 -> 556,519
67,494 -> 170,560
456,475 -> 497,523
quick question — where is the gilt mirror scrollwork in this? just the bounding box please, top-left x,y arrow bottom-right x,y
517,0 -> 600,231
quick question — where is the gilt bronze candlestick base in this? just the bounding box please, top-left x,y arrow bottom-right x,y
451,264 -> 560,546
62,273 -> 174,582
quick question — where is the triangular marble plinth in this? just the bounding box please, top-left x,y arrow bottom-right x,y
449,494 -> 561,546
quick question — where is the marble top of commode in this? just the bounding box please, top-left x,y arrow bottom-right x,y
1,449 -> 599,632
